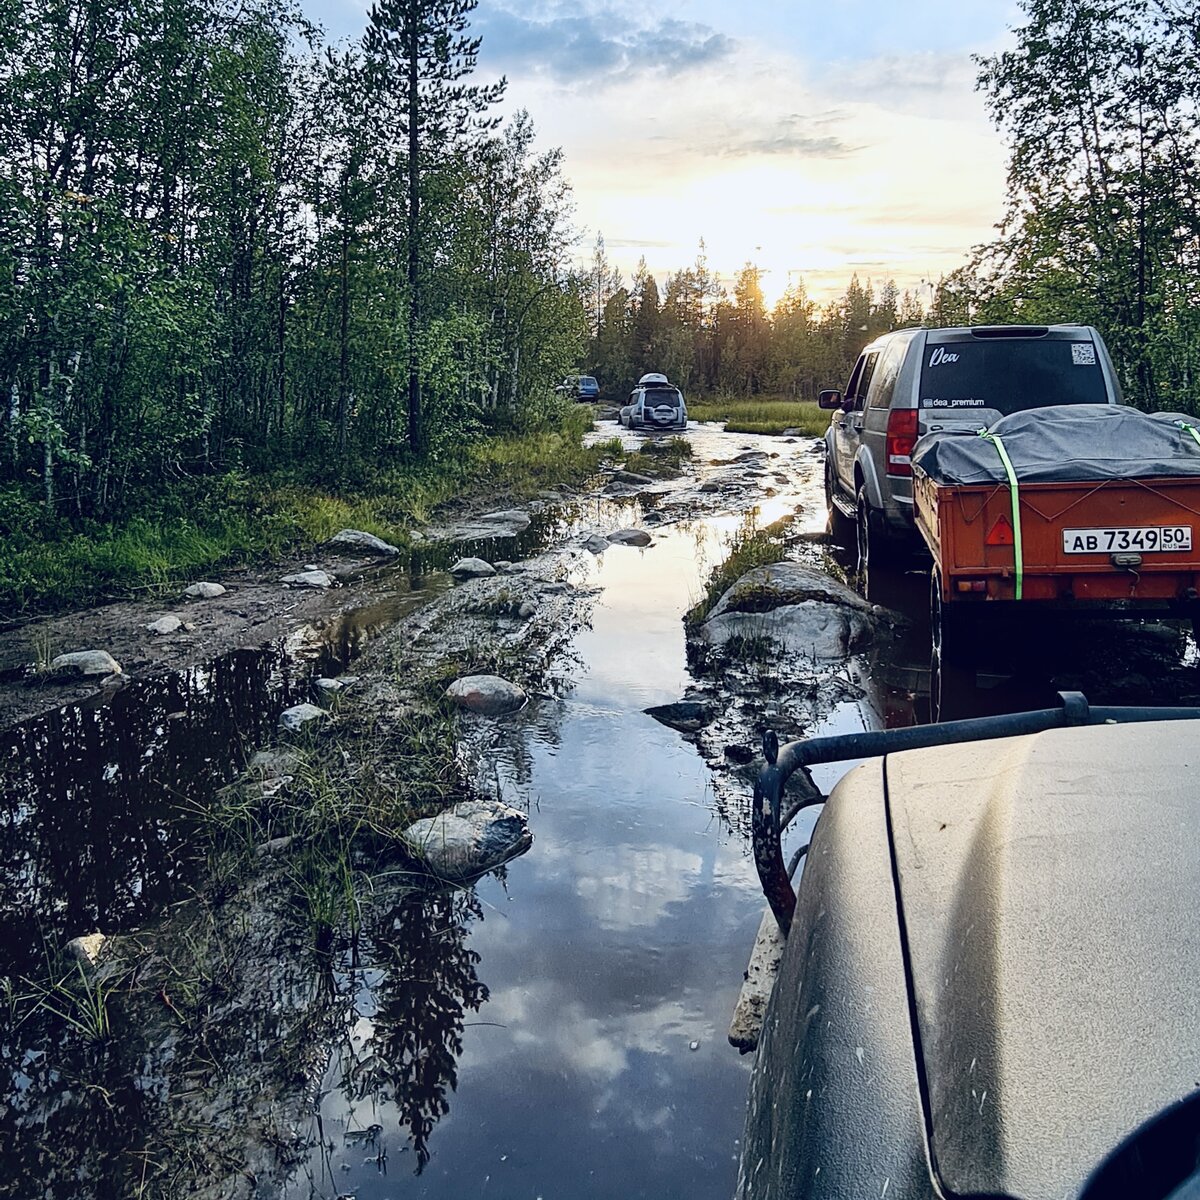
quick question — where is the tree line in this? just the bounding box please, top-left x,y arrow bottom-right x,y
0,0 -> 585,525
586,0 -> 1200,414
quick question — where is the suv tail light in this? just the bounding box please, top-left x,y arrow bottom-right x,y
886,409 -> 919,476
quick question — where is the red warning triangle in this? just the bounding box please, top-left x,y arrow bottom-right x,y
986,515 -> 1015,546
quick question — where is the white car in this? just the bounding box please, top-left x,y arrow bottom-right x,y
619,375 -> 687,431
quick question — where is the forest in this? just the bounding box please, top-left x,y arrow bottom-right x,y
3,0 -> 1200,602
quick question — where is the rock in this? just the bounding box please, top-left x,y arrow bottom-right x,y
64,933 -> 107,969
184,581 -> 226,599
581,533 -> 610,555
698,564 -> 876,659
49,650 -> 122,678
607,528 -> 652,547
481,509 -> 531,532
780,427 -> 805,437
699,480 -> 722,493
314,677 -> 346,693
724,743 -> 755,764
446,675 -> 527,716
249,748 -> 303,779
260,776 -> 293,798
708,562 -> 873,621
402,799 -> 533,882
282,570 -> 336,589
642,510 -> 667,525
325,529 -> 400,556
645,698 -> 718,733
255,835 -> 297,857
517,600 -> 538,619
145,615 -> 183,636
278,703 -> 328,733
613,469 -> 655,485
450,557 -> 496,579
494,560 -> 514,572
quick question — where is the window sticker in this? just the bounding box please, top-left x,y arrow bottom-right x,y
1071,343 -> 1097,366
924,397 -> 987,408
928,347 -> 960,367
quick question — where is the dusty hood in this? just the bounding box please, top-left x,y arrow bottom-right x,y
888,720 -> 1200,1200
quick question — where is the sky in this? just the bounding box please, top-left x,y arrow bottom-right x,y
307,0 -> 1025,307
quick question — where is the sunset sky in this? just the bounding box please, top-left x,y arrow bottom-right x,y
309,0 -> 1023,306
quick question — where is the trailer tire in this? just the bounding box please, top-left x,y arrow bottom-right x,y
930,568 -> 973,722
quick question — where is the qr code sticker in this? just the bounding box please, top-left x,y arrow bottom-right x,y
1071,343 -> 1097,366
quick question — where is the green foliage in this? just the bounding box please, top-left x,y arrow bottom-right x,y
688,396 -> 829,437
686,512 -> 790,626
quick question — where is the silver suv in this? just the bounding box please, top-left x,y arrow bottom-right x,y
820,324 -> 1124,570
620,373 -> 688,431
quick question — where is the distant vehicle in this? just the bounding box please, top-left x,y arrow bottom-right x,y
555,374 -> 600,401
819,325 -> 1124,575
738,695 -> 1200,1200
619,375 -> 688,431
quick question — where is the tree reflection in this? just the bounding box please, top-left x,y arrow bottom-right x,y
342,886 -> 488,1172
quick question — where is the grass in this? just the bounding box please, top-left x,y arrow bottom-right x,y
687,394 -> 830,437
686,510 -> 791,626
0,409 -> 616,616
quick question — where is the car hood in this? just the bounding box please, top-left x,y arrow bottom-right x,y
887,720 -> 1200,1200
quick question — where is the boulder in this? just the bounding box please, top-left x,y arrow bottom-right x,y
402,799 -> 533,882
607,528 -> 652,548
644,698 -> 718,733
49,650 -> 122,678
325,528 -> 400,556
517,600 -> 538,619
281,570 -> 335,589
146,615 -> 183,636
184,581 -> 226,599
445,674 -> 527,716
481,509 -> 531,533
613,469 -> 655,485
707,562 -> 873,621
278,703 -> 328,733
642,510 -> 667,525
315,676 -> 356,693
581,534 -> 610,555
450,557 -> 496,579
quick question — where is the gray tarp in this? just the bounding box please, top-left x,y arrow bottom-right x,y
911,405 -> 1200,485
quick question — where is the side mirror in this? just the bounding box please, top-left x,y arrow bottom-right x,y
818,389 -> 843,410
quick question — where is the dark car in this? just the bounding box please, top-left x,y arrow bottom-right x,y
738,696 -> 1200,1200
555,374 -> 600,401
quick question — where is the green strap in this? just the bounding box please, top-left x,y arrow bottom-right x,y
979,429 -> 1023,600
1178,420 -> 1200,452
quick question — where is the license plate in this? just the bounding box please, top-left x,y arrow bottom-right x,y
1062,526 -> 1193,554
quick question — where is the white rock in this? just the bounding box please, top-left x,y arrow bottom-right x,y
445,674 -> 528,716
64,933 -> 107,968
314,677 -> 344,692
282,570 -> 335,589
450,557 -> 496,579
607,528 -> 653,547
325,528 -> 400,556
278,703 -> 328,733
146,616 -> 183,636
402,799 -> 533,882
184,581 -> 226,599
49,650 -> 122,678
517,601 -> 537,619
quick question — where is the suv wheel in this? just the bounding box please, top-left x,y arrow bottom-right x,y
825,464 -> 853,546
855,486 -> 879,587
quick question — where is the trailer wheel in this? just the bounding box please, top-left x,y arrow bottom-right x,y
930,568 -> 973,722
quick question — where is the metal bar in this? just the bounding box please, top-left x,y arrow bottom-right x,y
752,692 -> 1200,937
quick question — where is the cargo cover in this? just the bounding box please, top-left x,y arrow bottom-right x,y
911,404 -> 1200,485
887,721 -> 1200,1199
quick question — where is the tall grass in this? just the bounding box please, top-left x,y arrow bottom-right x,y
686,511 -> 790,626
688,395 -> 829,437
0,410 -> 614,616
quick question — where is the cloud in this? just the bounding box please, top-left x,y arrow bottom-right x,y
477,4 -> 735,87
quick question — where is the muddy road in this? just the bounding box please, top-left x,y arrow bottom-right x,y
2,420 -> 1199,1200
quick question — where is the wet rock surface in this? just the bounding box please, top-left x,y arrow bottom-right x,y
325,528 -> 400,555
281,568 -> 336,589
445,674 -> 528,716
48,650 -> 122,677
402,798 -> 533,881
450,556 -> 497,579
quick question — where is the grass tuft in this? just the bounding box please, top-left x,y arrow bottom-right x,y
686,511 -> 790,626
688,395 -> 829,437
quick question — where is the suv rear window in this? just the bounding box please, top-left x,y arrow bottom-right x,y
919,340 -> 1107,413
